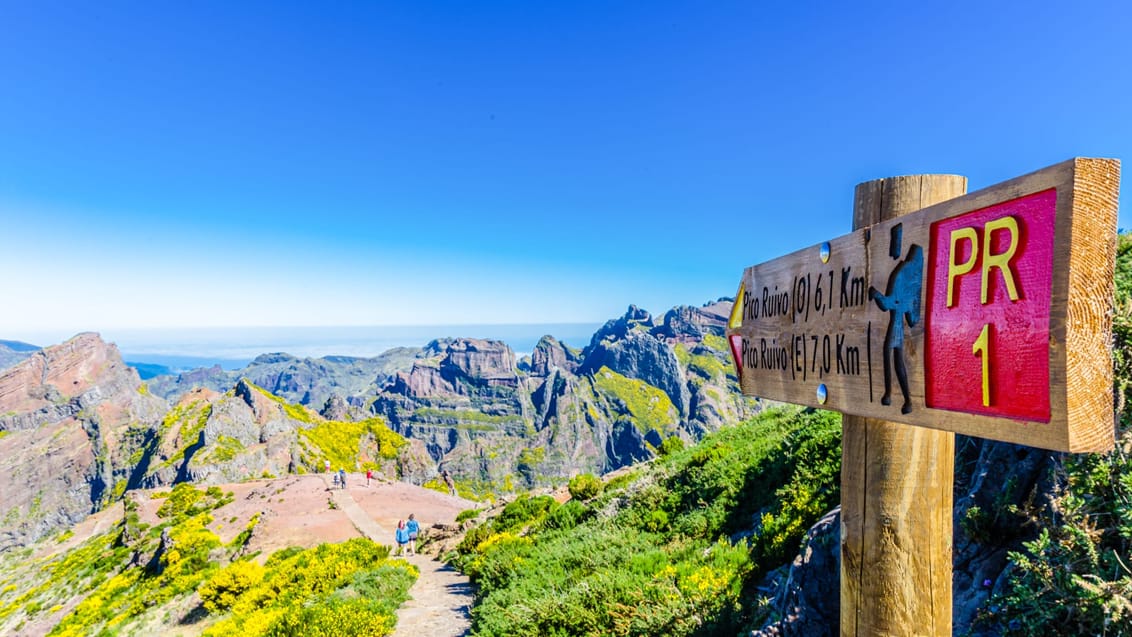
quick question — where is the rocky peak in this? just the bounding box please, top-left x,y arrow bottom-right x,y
0,333 -> 167,552
320,393 -> 348,420
589,305 -> 655,347
0,332 -> 138,420
580,328 -> 690,416
233,378 -> 287,425
250,353 -> 296,365
530,335 -> 580,377
654,301 -> 731,342
439,339 -> 518,387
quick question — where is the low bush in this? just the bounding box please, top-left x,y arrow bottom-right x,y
567,473 -> 603,501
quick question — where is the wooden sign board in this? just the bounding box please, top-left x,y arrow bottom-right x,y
727,158 -> 1120,452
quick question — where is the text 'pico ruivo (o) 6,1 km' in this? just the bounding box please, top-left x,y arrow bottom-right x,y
726,158 -> 1121,452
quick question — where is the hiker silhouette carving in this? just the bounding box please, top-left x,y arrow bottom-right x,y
869,224 -> 923,415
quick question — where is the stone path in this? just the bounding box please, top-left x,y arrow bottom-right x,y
391,554 -> 473,637
322,473 -> 474,637
325,475 -> 387,540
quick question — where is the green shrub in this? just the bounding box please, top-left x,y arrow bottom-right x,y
568,473 -> 603,501
658,435 -> 686,456
543,499 -> 587,532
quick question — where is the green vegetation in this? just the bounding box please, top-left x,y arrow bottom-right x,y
199,435 -> 246,464
158,400 -> 213,468
567,473 -> 603,501
456,509 -> 481,524
299,416 -> 405,470
701,333 -> 728,352
972,231 -> 1132,635
658,435 -> 686,457
1,483 -> 415,637
423,476 -> 495,502
247,381 -> 318,424
451,407 -> 841,635
202,538 -> 416,637
592,366 -> 678,436
6,484 -> 235,636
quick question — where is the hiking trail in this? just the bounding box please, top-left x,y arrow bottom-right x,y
323,474 -> 473,637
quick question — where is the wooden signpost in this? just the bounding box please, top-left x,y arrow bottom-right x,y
726,158 -> 1121,635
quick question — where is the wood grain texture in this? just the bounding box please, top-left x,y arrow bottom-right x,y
1064,158 -> 1121,451
727,158 -> 1120,452
841,174 -> 964,637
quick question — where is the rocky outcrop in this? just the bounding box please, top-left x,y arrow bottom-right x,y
439,339 -> 517,387
371,301 -> 757,492
530,335 -> 581,377
753,509 -> 840,637
750,436 -> 1065,635
654,299 -> 731,342
0,333 -> 167,552
139,379 -> 413,487
146,348 -> 427,409
581,319 -> 691,416
320,393 -> 349,420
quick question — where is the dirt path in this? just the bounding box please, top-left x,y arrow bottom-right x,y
391,554 -> 473,637
325,475 -> 387,541
325,474 -> 474,637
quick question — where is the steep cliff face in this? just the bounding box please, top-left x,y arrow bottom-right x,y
0,333 -> 167,551
371,301 -> 758,494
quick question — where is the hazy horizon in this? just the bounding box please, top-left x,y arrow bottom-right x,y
3,322 -> 610,371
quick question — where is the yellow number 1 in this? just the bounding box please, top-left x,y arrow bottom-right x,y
972,324 -> 991,407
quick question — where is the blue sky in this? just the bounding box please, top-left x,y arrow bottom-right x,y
1,1 -> 1129,338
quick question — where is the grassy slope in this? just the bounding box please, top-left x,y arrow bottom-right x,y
451,406 -> 841,636
0,484 -> 417,637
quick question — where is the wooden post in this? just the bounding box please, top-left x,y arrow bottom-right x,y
841,174 -> 967,636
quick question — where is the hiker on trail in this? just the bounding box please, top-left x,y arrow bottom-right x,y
442,469 -> 456,496
332,471 -> 340,489
338,468 -> 346,489
366,468 -> 373,487
324,459 -> 331,473
406,514 -> 420,555
395,520 -> 411,556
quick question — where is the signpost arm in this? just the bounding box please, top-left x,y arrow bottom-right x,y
841,174 -> 967,636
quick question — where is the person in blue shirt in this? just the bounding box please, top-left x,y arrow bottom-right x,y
406,514 -> 420,555
395,520 -> 411,556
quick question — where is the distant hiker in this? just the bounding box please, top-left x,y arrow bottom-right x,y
395,520 -> 411,556
366,468 -> 373,486
324,459 -> 331,473
442,469 -> 456,496
406,514 -> 420,555
338,468 -> 346,489
332,472 -> 340,489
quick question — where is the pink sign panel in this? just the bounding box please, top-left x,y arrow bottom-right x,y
924,188 -> 1056,422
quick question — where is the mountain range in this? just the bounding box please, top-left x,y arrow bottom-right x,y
0,299 -> 756,550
